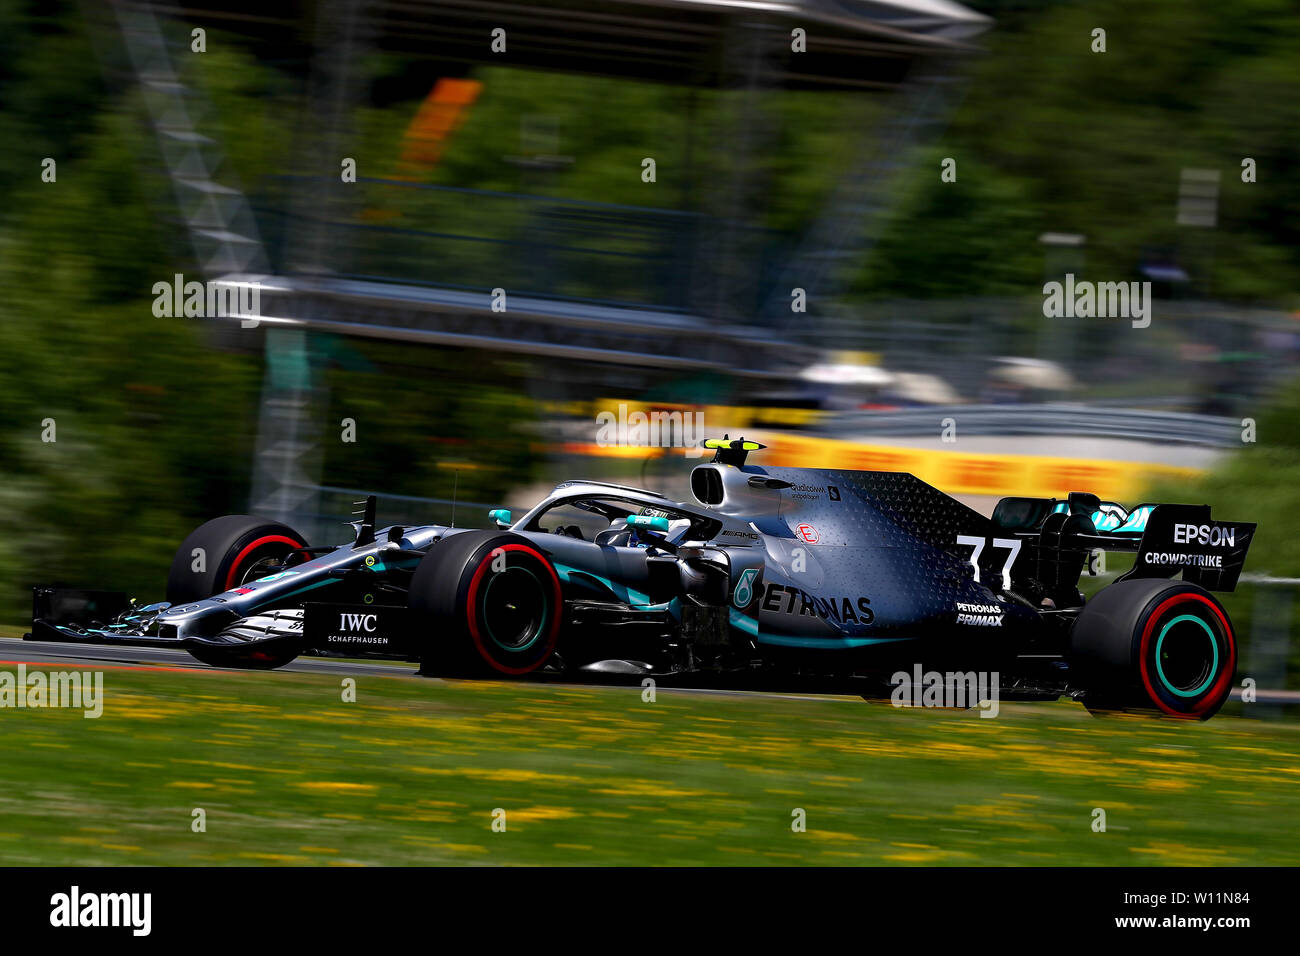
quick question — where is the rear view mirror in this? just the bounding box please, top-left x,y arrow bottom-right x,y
626,515 -> 670,533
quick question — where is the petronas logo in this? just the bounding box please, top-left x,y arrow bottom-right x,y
733,568 -> 758,608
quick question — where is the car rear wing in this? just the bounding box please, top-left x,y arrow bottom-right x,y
992,495 -> 1255,593
1112,503 -> 1255,592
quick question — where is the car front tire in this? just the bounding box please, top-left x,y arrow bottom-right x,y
408,531 -> 562,678
167,514 -> 310,670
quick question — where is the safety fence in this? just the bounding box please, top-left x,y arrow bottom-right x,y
256,176 -> 712,312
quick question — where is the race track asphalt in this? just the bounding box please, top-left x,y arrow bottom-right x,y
2,637 -> 1295,704
0,637 -> 867,703
1,636 -> 415,679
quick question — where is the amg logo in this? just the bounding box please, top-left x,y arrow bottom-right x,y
1173,523 -> 1235,548
339,612 -> 378,632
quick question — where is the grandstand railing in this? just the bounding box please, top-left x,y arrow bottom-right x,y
803,299 -> 1297,413
257,176 -> 728,313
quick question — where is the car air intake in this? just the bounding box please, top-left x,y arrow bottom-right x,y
691,466 -> 724,505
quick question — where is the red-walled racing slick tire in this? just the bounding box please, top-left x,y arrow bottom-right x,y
409,530 -> 562,677
167,515 -> 310,669
1071,578 -> 1236,719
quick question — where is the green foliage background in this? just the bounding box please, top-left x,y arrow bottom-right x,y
1,0 -> 1299,624
865,0 -> 1300,302
0,3 -> 541,620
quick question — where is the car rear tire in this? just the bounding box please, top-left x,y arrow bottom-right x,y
1070,578 -> 1236,719
167,515 -> 310,670
408,531 -> 562,677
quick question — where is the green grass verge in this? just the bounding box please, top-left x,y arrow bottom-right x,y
0,662 -> 1298,866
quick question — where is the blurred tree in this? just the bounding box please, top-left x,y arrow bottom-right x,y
0,16 -> 544,621
862,0 -> 1300,305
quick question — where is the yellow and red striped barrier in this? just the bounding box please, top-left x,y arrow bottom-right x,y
760,434 -> 1201,501
562,433 -> 1202,501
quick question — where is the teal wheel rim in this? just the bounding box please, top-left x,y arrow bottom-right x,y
1155,613 -> 1218,698
482,565 -> 548,653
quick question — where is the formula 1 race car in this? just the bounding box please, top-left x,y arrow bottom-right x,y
29,438 -> 1254,718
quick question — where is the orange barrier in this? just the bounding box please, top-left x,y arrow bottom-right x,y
396,78 -> 483,176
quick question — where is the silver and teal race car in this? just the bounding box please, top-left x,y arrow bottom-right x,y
29,438 -> 1254,718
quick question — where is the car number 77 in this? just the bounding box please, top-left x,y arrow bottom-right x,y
955,535 -> 1022,592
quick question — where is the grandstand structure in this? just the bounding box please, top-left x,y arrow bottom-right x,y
101,0 -> 989,525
